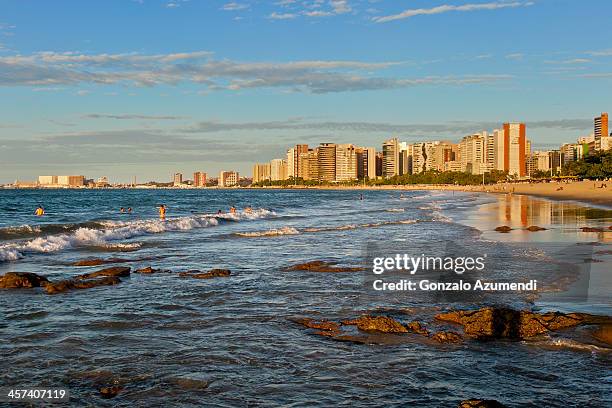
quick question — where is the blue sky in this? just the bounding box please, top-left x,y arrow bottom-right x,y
0,0 -> 610,183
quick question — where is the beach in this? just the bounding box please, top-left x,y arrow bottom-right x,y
0,188 -> 610,406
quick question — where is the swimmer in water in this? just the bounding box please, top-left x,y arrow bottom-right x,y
230,206 -> 237,214
127,207 -> 132,214
217,209 -> 224,215
245,206 -> 253,214
35,205 -> 45,217
158,204 -> 167,219
120,207 -> 125,213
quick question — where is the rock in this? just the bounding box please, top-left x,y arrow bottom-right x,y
44,276 -> 121,294
342,315 -> 408,334
526,226 -> 547,232
179,269 -> 231,279
0,272 -> 49,289
406,321 -> 429,336
494,226 -> 512,233
75,266 -> 131,280
581,227 -> 604,232
285,260 -> 363,273
591,324 -> 612,346
435,307 -> 589,339
459,400 -> 507,408
134,266 -> 172,274
72,258 -> 131,267
99,385 -> 123,399
293,317 -> 341,332
432,331 -> 462,343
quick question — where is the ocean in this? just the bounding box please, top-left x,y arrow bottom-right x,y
0,188 -> 610,407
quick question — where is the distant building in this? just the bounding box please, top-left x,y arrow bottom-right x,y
594,112 -> 609,150
286,144 -> 309,178
252,164 -> 271,183
38,175 -> 58,185
298,148 -> 319,181
382,138 -> 400,178
335,144 -> 357,182
318,143 -> 337,182
218,171 -> 239,187
193,172 -> 207,187
173,173 -> 183,186
459,134 -> 487,174
503,123 -> 527,178
58,175 -> 85,187
270,159 -> 288,181
356,147 -> 376,179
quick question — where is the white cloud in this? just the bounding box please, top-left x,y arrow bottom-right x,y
373,1 -> 534,23
221,2 -> 249,11
268,12 -> 298,19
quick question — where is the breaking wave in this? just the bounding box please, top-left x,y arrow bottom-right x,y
234,227 -> 300,237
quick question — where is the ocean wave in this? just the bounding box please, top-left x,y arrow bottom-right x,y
386,208 -> 405,212
0,209 -> 275,263
235,227 -> 300,237
533,338 -> 611,353
0,221 -> 107,240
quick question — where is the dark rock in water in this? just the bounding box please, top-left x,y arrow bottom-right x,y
581,227 -> 605,232
342,315 -> 408,334
134,266 -> 171,274
285,260 -> 363,273
494,226 -> 512,233
99,385 -> 123,399
72,258 -> 131,267
432,331 -> 462,343
526,225 -> 547,232
293,317 -> 341,332
406,321 -> 429,336
75,266 -> 131,280
435,307 -> 594,339
0,272 -> 49,289
179,269 -> 231,279
591,324 -> 612,346
459,400 -> 507,408
45,276 -> 121,294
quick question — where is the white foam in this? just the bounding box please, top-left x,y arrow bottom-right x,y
235,226 -> 300,237
386,208 -> 405,212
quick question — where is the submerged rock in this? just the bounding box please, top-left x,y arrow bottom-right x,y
45,276 -> 122,295
432,331 -> 462,344
526,226 -> 547,232
581,227 -> 605,232
179,269 -> 231,279
72,258 -> 131,267
285,260 -> 363,273
435,307 -> 595,339
75,266 -> 131,280
494,226 -> 512,233
459,400 -> 507,408
99,385 -> 123,399
293,317 -> 341,332
591,324 -> 612,346
342,315 -> 408,334
0,272 -> 49,289
134,266 -> 172,274
406,321 -> 430,336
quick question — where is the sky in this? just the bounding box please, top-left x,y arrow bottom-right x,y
0,0 -> 611,183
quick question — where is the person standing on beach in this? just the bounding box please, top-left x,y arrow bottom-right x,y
158,204 -> 166,219
35,205 -> 44,217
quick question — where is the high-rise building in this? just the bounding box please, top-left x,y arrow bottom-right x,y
318,143 -> 336,182
252,164 -> 270,183
270,159 -> 288,181
382,138 -> 400,178
298,149 -> 319,181
173,173 -> 183,186
335,144 -> 357,182
594,112 -> 609,150
356,147 -> 376,179
503,123 -> 527,177
57,175 -> 85,186
218,171 -> 239,187
38,175 -> 58,185
193,172 -> 207,187
459,134 -> 487,174
286,144 -> 309,178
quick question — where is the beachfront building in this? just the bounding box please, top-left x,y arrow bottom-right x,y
428,142 -> 457,172
270,159 -> 288,181
298,148 -> 319,181
287,144 -> 309,179
335,144 -> 358,182
318,143 -> 337,182
218,171 -> 239,187
38,175 -> 85,187
252,164 -> 270,184
382,138 -> 400,178
38,175 -> 58,185
193,172 -> 207,187
459,133 -> 488,175
594,112 -> 609,151
356,147 -> 376,180
504,123 -> 527,178
173,173 -> 183,186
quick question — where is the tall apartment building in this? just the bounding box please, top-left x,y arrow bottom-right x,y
504,123 -> 527,177
428,142 -> 457,172
335,144 -> 358,182
356,147 -> 376,179
173,173 -> 183,186
38,175 -> 58,185
270,159 -> 288,181
193,172 -> 207,187
58,175 -> 85,186
286,144 -> 309,178
382,138 -> 400,178
252,164 -> 271,183
218,171 -> 239,187
298,148 -> 319,181
318,143 -> 337,182
459,134 -> 487,174
594,112 -> 609,150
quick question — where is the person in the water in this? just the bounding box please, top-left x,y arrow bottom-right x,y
120,207 -> 125,213
127,207 -> 132,214
158,204 -> 166,219
245,206 -> 253,214
230,206 -> 237,214
217,209 -> 224,215
35,205 -> 45,216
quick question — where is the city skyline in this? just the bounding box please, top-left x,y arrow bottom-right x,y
1,0 -> 612,182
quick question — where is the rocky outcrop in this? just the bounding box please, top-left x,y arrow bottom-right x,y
459,400 -> 507,408
432,331 -> 462,344
99,385 -> 123,399
293,317 -> 341,333
434,307 -> 599,339
342,315 -> 408,333
285,260 -> 363,273
134,266 -> 171,274
406,321 -> 429,336
494,226 -> 512,233
45,276 -> 122,294
75,267 -> 131,280
581,227 -> 605,232
72,258 -> 131,267
591,324 -> 612,346
526,226 -> 547,232
0,272 -> 49,289
178,269 -> 231,279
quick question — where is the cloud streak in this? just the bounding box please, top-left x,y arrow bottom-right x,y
373,1 -> 534,23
